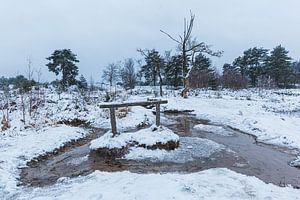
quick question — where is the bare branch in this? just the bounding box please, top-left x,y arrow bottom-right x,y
179,35 -> 183,43
137,48 -> 148,57
184,14 -> 195,42
186,42 -> 204,52
160,30 -> 182,45
187,43 -> 223,57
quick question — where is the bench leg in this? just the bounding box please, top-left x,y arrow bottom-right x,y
110,107 -> 117,136
156,103 -> 160,126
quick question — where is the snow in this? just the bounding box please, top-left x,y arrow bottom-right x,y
163,89 -> 300,149
124,137 -> 225,163
194,124 -> 234,136
1,87 -> 300,199
14,168 -> 300,200
116,106 -> 155,131
67,155 -> 89,166
90,125 -> 179,150
0,125 -> 87,197
290,156 -> 300,167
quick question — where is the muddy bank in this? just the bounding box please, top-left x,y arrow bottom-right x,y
19,113 -> 300,188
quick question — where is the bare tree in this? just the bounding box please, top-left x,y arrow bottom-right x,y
26,57 -> 34,117
160,11 -> 222,95
102,63 -> 120,100
102,63 -> 120,87
89,75 -> 95,91
121,58 -> 137,93
35,67 -> 43,99
88,75 -> 95,102
20,92 -> 26,124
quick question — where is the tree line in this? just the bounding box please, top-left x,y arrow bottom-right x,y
1,45 -> 299,97
223,46 -> 300,89
101,45 -> 300,96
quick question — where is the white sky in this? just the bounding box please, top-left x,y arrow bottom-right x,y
0,0 -> 299,81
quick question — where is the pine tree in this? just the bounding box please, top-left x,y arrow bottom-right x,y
193,53 -> 211,71
232,56 -> 247,78
222,63 -> 247,89
231,47 -> 268,87
46,49 -> 79,90
139,49 -> 165,96
78,75 -> 88,91
140,50 -> 164,86
292,61 -> 300,84
242,47 -> 268,87
164,55 -> 183,87
267,45 -> 293,87
0,77 -> 9,91
188,53 -> 217,89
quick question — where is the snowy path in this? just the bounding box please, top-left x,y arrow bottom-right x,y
14,169 -> 300,200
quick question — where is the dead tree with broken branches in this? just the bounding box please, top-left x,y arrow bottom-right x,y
160,11 -> 222,96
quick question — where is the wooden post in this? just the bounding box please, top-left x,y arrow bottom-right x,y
155,103 -> 160,127
110,107 -> 117,136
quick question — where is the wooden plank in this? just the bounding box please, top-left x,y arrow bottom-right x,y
100,100 -> 168,108
155,103 -> 160,126
109,107 -> 117,136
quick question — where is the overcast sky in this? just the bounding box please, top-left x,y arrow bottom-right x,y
0,0 -> 299,82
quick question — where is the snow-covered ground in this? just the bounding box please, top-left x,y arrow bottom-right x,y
161,88 -> 300,149
1,87 -> 300,199
90,125 -> 179,150
0,125 -> 87,198
12,168 -> 300,200
124,137 -> 224,163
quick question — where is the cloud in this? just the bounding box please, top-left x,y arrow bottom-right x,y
0,0 -> 299,81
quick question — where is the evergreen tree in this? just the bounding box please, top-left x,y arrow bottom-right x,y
46,49 -> 79,90
139,49 -> 165,96
231,47 -> 268,87
232,56 -> 247,78
242,47 -> 268,87
193,53 -> 211,71
77,75 -> 88,91
188,53 -> 217,89
12,75 -> 35,92
140,49 -> 164,86
222,63 -> 247,89
266,45 -> 293,87
0,77 -> 9,90
223,63 -> 237,74
292,61 -> 300,84
164,55 -> 183,87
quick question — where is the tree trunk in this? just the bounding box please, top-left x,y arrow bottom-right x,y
21,94 -> 26,124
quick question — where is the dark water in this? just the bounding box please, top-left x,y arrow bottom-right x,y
19,113 -> 300,188
167,114 -> 300,188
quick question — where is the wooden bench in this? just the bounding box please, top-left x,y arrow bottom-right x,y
100,99 -> 168,136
